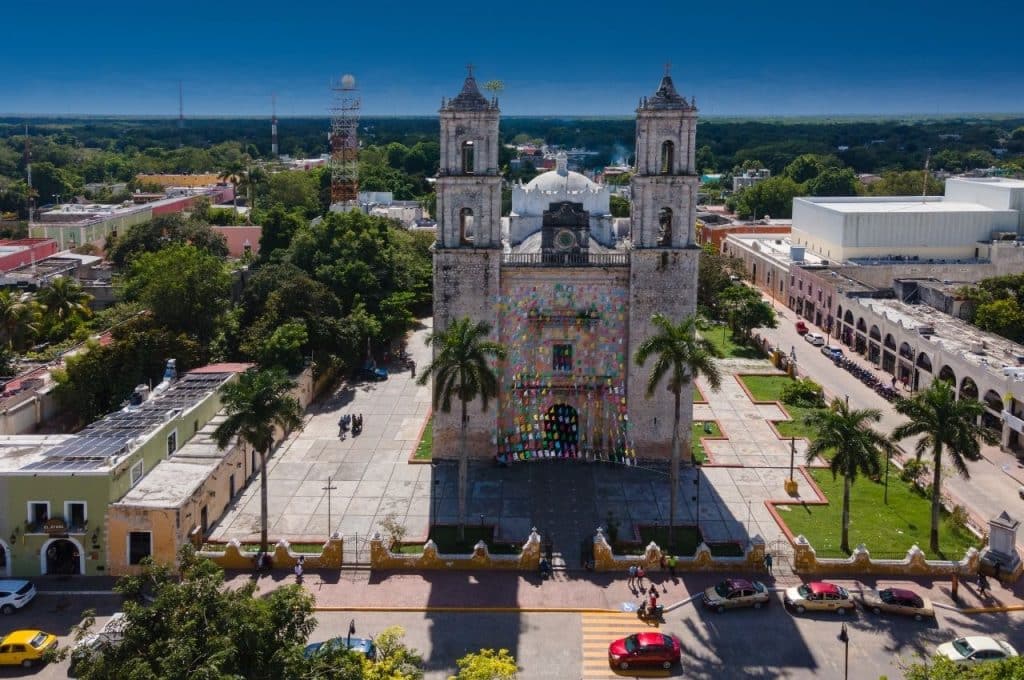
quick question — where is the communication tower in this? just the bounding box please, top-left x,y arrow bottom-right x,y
329,74 -> 360,205
271,94 -> 279,158
178,81 -> 185,129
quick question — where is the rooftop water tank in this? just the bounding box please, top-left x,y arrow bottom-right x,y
790,245 -> 805,263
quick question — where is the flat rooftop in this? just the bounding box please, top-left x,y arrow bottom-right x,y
113,459 -> 218,508
799,197 -> 997,214
0,435 -> 74,472
853,298 -> 1024,383
953,177 -> 1024,189
728,235 -> 828,266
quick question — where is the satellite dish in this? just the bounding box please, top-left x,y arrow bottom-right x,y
341,74 -> 356,90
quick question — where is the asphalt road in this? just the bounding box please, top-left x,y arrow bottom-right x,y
3,593 -> 1022,679
756,301 -> 1024,542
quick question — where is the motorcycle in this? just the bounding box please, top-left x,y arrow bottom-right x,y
636,601 -> 664,622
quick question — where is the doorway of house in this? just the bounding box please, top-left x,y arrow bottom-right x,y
44,539 -> 81,575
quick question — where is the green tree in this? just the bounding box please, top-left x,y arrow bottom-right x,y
717,284 -> 777,340
64,546 -> 321,680
783,154 -> 840,184
219,160 -> 246,209
417,318 -> 506,541
362,626 -> 424,680
450,648 -> 518,680
258,205 -> 307,260
866,170 -> 944,196
892,380 -> 998,554
697,244 -> 746,320
121,243 -> 231,343
264,170 -> 320,216
805,167 -> 860,196
256,321 -> 309,374
904,655 -> 1024,679
106,213 -> 228,267
37,276 -> 93,341
634,314 -> 722,551
0,289 -> 40,351
804,399 -> 894,553
609,194 -> 630,218
213,368 -> 302,553
30,161 -> 83,203
728,176 -> 802,219
974,297 -> 1024,342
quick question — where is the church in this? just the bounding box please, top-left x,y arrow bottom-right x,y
432,70 -> 700,463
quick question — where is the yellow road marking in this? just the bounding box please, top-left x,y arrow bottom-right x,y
580,612 -> 670,680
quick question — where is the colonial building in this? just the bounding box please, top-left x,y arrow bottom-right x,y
432,70 -> 700,463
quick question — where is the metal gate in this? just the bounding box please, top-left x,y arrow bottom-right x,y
768,538 -> 796,575
343,533 -> 373,566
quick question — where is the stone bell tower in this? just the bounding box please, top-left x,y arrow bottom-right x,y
627,69 -> 701,459
432,67 -> 502,458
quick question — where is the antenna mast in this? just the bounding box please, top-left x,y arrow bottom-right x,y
921,147 -> 931,201
24,124 -> 33,222
271,93 -> 279,158
329,74 -> 360,206
178,81 -> 185,129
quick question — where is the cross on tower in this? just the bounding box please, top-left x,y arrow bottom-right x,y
466,63 -> 474,77
664,61 -> 672,76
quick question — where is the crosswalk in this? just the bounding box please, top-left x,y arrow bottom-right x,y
580,612 -> 671,680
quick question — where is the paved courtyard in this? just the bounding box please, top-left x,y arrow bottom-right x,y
211,321 -> 815,563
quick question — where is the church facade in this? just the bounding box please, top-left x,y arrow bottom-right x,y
432,71 -> 700,463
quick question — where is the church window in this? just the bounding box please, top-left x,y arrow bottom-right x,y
660,140 -> 675,174
553,344 -> 573,372
459,208 -> 474,244
462,141 -> 475,174
657,208 -> 673,246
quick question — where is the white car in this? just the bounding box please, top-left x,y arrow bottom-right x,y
936,636 -> 1018,663
0,580 -> 36,615
70,613 -> 127,672
803,332 -> 825,347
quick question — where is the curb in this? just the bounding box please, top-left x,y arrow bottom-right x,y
313,605 -> 618,613
958,604 -> 1024,614
37,590 -> 117,596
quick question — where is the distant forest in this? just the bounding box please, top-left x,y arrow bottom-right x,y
2,114 -> 1022,176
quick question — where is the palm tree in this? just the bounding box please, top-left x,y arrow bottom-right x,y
0,290 -> 39,351
37,275 -> 93,325
213,368 -> 302,553
218,161 -> 246,210
805,399 -> 894,554
892,380 -> 997,554
417,317 -> 506,541
634,313 -> 722,551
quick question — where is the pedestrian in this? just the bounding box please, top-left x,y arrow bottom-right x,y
764,553 -> 774,575
636,565 -> 646,589
891,374 -> 897,388
627,564 -> 637,588
994,562 -> 1002,585
410,360 -> 416,378
978,572 -> 989,597
294,556 -> 304,583
667,554 -> 677,578
951,572 -> 960,602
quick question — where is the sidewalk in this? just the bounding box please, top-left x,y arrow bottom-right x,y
223,567 -> 1023,615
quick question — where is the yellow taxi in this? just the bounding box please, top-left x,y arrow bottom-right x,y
0,630 -> 58,668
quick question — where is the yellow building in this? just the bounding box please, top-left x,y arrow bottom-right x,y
134,173 -> 224,188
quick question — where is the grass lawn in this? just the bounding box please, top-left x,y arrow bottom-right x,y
738,374 -> 824,440
619,526 -> 744,557
703,325 -> 766,360
691,420 -> 722,464
202,542 -> 326,554
413,416 -> 432,460
398,525 -> 520,555
693,385 -> 705,403
777,468 -> 980,561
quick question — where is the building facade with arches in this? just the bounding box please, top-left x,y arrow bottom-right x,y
432,70 -> 700,463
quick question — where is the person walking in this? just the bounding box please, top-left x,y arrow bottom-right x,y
627,564 -> 637,589
994,562 -> 1002,585
410,360 -> 416,378
764,553 -> 774,575
978,572 -> 990,597
636,565 -> 646,590
294,556 -> 304,583
667,554 -> 677,578
951,572 -> 960,602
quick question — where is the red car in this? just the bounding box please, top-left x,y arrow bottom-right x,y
608,632 -> 681,671
795,320 -> 808,335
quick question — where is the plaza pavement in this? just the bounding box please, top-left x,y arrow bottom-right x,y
208,315 -> 832,564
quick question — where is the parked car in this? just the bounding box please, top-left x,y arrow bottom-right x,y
607,632 -> 681,671
70,613 -> 127,674
795,320 -> 808,335
803,332 -> 825,347
303,637 -> 377,661
358,366 -> 388,382
936,636 -> 1018,663
784,581 -> 856,614
860,587 -> 934,621
0,630 -> 58,668
702,578 -> 771,613
821,344 -> 844,359
0,579 -> 36,615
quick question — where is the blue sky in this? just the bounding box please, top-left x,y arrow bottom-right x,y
3,0 -> 1022,116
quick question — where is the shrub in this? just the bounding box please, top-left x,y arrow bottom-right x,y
900,458 -> 928,483
947,505 -> 970,534
379,513 -> 408,550
781,378 -> 825,407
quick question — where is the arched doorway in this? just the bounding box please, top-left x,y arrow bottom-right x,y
542,403 -> 579,459
0,540 -> 9,577
41,538 -> 84,576
938,365 -> 956,386
982,389 -> 1004,433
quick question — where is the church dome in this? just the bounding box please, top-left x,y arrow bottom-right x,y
523,153 -> 600,194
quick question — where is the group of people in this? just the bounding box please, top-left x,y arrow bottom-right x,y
339,413 -> 364,436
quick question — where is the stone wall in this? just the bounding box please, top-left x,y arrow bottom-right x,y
627,249 -> 700,459
369,529 -> 542,571
590,528 -> 767,573
791,535 -> 981,578
199,537 -> 343,570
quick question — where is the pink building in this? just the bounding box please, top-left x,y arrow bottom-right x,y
211,226 -> 261,258
0,239 -> 59,273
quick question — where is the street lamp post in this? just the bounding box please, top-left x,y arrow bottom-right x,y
789,436 -> 796,481
692,462 -> 702,534
322,476 -> 337,538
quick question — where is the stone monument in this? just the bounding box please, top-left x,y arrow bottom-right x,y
980,511 -> 1021,582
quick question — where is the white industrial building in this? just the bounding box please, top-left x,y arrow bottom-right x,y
790,177 -> 1024,263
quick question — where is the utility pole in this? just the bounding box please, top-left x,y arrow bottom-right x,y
322,476 -> 338,538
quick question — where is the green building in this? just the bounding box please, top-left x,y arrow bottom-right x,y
0,366 -> 239,578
